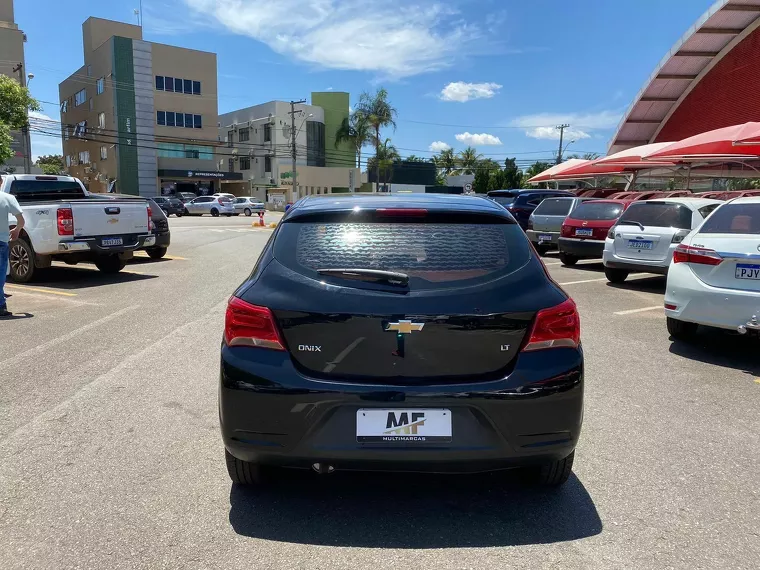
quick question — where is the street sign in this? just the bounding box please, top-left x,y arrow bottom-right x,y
464,182 -> 473,192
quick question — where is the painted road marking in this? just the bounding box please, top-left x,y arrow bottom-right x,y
5,284 -> 77,297
754,378 -> 760,385
558,278 -> 608,286
543,261 -> 563,266
614,305 -> 663,316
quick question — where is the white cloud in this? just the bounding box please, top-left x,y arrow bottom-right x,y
183,0 -> 487,78
29,110 -> 54,122
510,110 -> 622,140
455,132 -> 502,146
440,81 -> 502,102
428,141 -> 451,152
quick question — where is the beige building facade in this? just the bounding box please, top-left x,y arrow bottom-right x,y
0,0 -> 30,172
59,17 -> 238,196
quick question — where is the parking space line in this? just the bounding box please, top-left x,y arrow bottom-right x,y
544,261 -> 563,266
5,284 -> 78,297
614,305 -> 663,316
133,252 -> 187,260
558,278 -> 608,286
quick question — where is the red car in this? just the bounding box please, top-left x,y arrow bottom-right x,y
558,200 -> 633,266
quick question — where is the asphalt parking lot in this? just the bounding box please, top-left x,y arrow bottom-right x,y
1,213 -> 758,569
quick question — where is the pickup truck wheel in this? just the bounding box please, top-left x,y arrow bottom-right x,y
244,208 -> 252,216
94,255 -> 126,274
210,208 -> 219,217
9,238 -> 35,283
147,247 -> 167,259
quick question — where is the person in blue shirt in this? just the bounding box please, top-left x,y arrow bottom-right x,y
0,192 -> 25,318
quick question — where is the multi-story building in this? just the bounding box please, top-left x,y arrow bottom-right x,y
59,17 -> 240,196
217,92 -> 360,201
0,0 -> 31,173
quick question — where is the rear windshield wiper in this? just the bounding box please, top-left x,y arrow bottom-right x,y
317,268 -> 409,287
620,220 -> 645,231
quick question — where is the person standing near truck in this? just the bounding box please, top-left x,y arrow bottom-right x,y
0,191 -> 25,318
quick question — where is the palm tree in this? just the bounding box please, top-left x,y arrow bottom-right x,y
432,148 -> 457,175
334,112 -> 372,169
456,146 -> 483,175
405,154 -> 426,162
366,138 -> 401,189
356,88 -> 397,191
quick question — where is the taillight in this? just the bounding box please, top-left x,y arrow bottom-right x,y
522,299 -> 581,352
224,297 -> 285,350
147,206 -> 153,231
607,227 -> 616,239
673,244 -> 723,266
560,224 -> 571,237
671,229 -> 690,244
375,208 -> 427,217
57,208 -> 74,236
527,218 -> 534,230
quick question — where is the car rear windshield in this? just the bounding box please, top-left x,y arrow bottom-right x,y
570,202 -> 625,221
9,179 -> 86,201
274,219 -> 532,290
699,203 -> 760,234
533,198 -> 573,216
618,202 -> 693,229
218,197 -> 233,203
490,195 -> 516,206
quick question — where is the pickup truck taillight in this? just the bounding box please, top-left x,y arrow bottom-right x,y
147,206 -> 153,231
57,208 -> 74,236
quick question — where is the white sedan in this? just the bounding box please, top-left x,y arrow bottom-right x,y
664,197 -> 760,339
602,198 -> 722,283
232,197 -> 266,216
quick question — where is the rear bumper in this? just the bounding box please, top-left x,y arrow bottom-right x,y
152,231 -> 171,248
603,242 -> 672,274
558,238 -> 605,258
526,230 -> 559,246
665,263 -> 760,330
220,347 -> 584,473
57,234 -> 156,254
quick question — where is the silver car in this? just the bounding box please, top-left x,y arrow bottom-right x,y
184,195 -> 236,217
232,197 -> 266,217
527,197 -> 592,254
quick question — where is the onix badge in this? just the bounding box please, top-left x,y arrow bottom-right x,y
385,320 -> 425,334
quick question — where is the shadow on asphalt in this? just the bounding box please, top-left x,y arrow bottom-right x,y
32,266 -> 157,289
1,312 -> 34,320
228,470 -> 602,547
606,275 -> 666,293
559,261 -> 605,273
668,329 -> 760,376
128,256 -> 173,265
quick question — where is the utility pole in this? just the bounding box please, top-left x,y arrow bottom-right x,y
289,99 -> 306,200
13,63 -> 32,174
556,124 -> 570,165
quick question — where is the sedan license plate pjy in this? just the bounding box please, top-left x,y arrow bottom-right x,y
356,409 -> 452,443
575,228 -> 593,237
628,240 -> 653,249
101,237 -> 123,247
735,263 -> 760,280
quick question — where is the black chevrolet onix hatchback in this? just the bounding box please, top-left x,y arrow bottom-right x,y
220,194 -> 583,487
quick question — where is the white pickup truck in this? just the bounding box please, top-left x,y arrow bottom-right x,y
2,174 -> 156,282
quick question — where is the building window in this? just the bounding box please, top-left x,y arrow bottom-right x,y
228,158 -> 235,173
157,111 -> 166,126
185,149 -> 200,159
175,112 -> 184,128
74,120 -> 87,138
100,146 -> 108,160
263,123 -> 271,142
184,113 -> 193,129
155,75 -> 164,90
193,114 -> 202,129
166,112 -> 175,127
192,81 -> 201,95
227,130 -> 234,147
61,100 -> 68,113
174,78 -> 182,92
165,76 -> 174,92
183,79 -> 192,94
264,156 -> 271,172
65,155 -> 71,167
98,112 -> 106,129
64,127 -> 69,140
239,127 -> 250,142
78,150 -> 90,164
96,77 -> 105,95
240,156 -> 250,170
74,89 -> 87,106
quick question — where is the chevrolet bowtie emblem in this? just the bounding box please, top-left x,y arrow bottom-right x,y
385,320 -> 425,334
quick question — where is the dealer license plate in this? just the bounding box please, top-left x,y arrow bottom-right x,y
575,228 -> 593,237
538,234 -> 553,243
735,263 -> 760,280
627,240 -> 653,249
101,237 -> 123,247
356,409 -> 452,443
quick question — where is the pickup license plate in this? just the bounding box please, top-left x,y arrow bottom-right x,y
627,240 -> 653,249
575,228 -> 593,237
538,234 -> 553,243
356,409 -> 451,443
101,237 -> 123,247
735,263 -> 760,280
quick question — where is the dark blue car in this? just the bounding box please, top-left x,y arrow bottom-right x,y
487,189 -> 576,230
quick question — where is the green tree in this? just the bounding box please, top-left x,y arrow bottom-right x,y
472,167 -> 490,194
503,158 -> 523,189
0,75 -> 41,165
487,169 -> 507,191
334,111 -> 372,169
366,138 -> 400,188
456,146 -> 483,175
522,161 -> 553,188
356,88 -> 397,191
404,154 -> 426,162
35,154 -> 65,175
432,147 -> 457,175
583,152 -> 601,160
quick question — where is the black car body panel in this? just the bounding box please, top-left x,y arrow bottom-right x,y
220,194 -> 583,474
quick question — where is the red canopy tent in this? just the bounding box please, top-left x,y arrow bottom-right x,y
645,122 -> 760,161
526,159 -> 590,183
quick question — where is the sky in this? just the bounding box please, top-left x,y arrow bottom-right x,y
16,0 -> 713,167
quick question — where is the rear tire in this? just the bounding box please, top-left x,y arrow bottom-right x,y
94,255 -> 126,274
667,317 -> 698,340
244,208 -> 252,216
559,252 -> 578,266
525,451 -> 575,487
535,244 -> 550,256
211,208 -> 219,217
9,238 -> 36,283
604,267 -> 629,283
147,247 -> 167,259
225,450 -> 268,485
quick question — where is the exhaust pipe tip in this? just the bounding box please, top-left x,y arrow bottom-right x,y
311,463 -> 335,474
